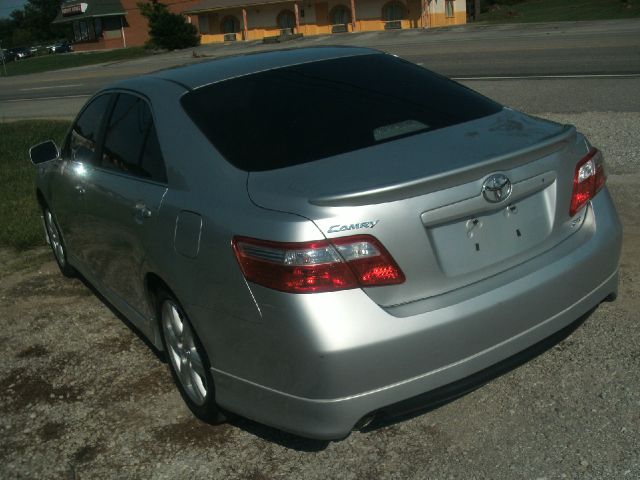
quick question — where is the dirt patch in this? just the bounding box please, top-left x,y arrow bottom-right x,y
40,421 -> 67,441
72,444 -> 103,464
8,273 -> 91,299
94,334 -> 135,355
66,443 -> 106,480
152,418 -> 232,448
98,366 -> 172,408
0,248 -> 50,275
242,470 -> 273,480
16,344 -> 49,359
125,367 -> 172,396
0,369 -> 83,411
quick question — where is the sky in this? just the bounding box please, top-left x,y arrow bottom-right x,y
0,0 -> 29,19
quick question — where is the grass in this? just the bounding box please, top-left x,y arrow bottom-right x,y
481,0 -> 640,23
0,120 -> 71,250
0,47 -> 151,77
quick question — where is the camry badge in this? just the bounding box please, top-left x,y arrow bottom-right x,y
482,174 -> 512,203
327,220 -> 379,234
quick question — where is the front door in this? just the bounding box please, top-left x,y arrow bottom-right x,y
82,92 -> 168,316
54,93 -> 114,265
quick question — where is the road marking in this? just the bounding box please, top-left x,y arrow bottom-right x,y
453,74 -> 640,80
5,94 -> 90,103
19,84 -> 84,91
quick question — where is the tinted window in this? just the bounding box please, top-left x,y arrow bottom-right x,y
67,94 -> 111,164
140,124 -> 167,183
181,53 -> 502,172
101,94 -> 167,183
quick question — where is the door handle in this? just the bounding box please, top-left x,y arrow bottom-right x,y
75,185 -> 86,195
134,203 -> 152,219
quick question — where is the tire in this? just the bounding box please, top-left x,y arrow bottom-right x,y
158,290 -> 226,424
43,207 -> 76,278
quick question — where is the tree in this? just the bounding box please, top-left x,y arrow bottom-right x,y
1,0 -> 71,47
138,0 -> 200,50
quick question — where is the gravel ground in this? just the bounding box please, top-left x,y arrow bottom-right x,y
1,112 -> 638,479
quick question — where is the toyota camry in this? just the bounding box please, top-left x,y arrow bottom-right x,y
29,47 -> 622,440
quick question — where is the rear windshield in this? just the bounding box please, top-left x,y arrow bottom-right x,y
182,53 -> 502,171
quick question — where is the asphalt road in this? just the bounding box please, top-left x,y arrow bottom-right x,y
0,18 -> 639,120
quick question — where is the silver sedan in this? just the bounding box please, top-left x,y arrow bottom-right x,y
30,47 -> 622,440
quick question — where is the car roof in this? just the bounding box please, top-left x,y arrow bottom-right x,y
143,46 -> 379,91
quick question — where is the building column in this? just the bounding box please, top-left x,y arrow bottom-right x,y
421,0 -> 430,28
120,16 -> 127,47
242,8 -> 248,40
294,3 -> 300,33
350,0 -> 357,32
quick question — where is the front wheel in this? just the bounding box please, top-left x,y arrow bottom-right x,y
159,291 -> 225,424
43,207 -> 76,278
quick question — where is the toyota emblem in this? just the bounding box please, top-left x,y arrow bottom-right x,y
482,174 -> 512,203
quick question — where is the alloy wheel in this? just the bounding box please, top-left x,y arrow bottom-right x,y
161,300 -> 209,406
44,209 -> 66,267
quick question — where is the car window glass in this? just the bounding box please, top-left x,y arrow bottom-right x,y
67,94 -> 111,164
101,93 -> 167,183
140,123 -> 167,183
182,54 -> 503,171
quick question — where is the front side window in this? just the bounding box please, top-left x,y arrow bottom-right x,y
66,93 -> 112,164
101,94 -> 167,183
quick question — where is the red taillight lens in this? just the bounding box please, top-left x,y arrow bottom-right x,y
232,235 -> 405,294
570,148 -> 606,217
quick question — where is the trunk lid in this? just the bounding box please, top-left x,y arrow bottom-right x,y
247,109 -> 588,307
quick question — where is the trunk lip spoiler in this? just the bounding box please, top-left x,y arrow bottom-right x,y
309,124 -> 576,207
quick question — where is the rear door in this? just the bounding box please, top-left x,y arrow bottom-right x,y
82,92 -> 168,315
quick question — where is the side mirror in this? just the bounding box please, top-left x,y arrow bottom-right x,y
29,140 -> 59,165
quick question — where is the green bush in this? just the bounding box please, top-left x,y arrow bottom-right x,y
138,0 -> 200,50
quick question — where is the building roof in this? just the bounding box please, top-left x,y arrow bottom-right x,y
52,0 -> 126,24
184,0 -> 294,13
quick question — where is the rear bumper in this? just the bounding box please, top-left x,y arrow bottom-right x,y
209,190 -> 622,440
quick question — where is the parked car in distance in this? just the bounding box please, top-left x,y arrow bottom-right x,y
47,41 -> 73,54
1,49 -> 17,63
29,47 -> 622,440
10,46 -> 32,59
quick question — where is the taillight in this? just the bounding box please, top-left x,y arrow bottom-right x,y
232,235 -> 405,294
570,148 -> 606,217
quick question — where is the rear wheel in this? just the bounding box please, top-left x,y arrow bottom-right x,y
43,207 -> 75,278
158,290 -> 225,424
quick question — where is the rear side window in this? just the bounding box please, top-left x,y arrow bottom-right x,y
101,93 -> 167,183
67,93 -> 112,164
182,53 -> 502,171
